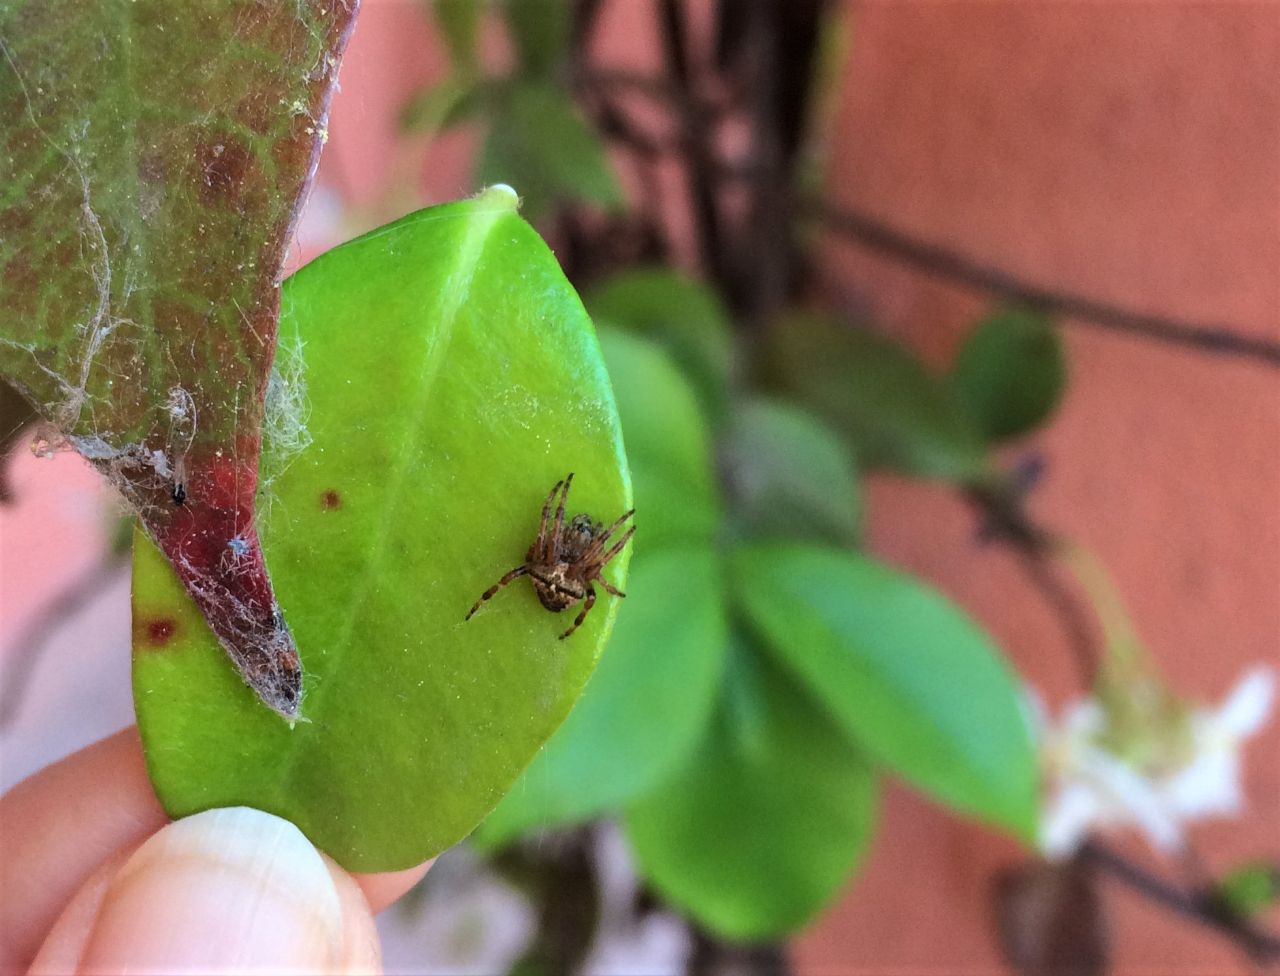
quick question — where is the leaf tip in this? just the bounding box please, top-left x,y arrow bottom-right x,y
474,183 -> 521,214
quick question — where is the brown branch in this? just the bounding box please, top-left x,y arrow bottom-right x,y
657,0 -> 726,289
962,478 -> 1099,688
1019,547 -> 1100,691
812,202 -> 1280,369
1082,841 -> 1280,963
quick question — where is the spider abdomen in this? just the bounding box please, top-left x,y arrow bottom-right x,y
532,567 -> 586,611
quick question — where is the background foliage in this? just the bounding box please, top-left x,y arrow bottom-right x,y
4,1 -> 1277,974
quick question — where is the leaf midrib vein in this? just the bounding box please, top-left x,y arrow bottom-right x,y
285,204 -> 507,766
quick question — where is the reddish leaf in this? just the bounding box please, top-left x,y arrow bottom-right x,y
0,1 -> 358,715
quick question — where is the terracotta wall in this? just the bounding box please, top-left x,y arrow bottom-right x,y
3,2 -> 1275,973
797,5 -> 1279,973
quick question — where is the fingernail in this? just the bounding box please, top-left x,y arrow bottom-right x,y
79,807 -> 344,974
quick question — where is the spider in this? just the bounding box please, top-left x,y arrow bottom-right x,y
465,473 -> 635,639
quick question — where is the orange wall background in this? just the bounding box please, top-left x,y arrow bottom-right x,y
799,5 -> 1279,973
2,3 -> 1275,973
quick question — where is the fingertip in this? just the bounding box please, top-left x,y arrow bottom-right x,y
28,811 -> 405,976
28,852 -> 126,976
324,857 -> 384,975
353,860 -> 433,915
74,807 -> 349,974
0,727 -> 167,973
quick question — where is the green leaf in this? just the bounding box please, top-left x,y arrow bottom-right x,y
733,543 -> 1038,838
132,187 -> 631,871
399,77 -> 490,136
477,548 -> 729,846
625,645 -> 878,941
765,313 -> 988,481
478,83 -> 621,220
724,397 -> 860,545
0,0 -> 357,713
950,307 -> 1066,442
587,269 -> 735,427
503,0 -> 571,79
597,327 -> 719,552
1215,861 -> 1280,919
431,0 -> 481,72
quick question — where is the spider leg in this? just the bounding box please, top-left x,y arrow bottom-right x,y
581,508 -> 636,562
549,472 -> 574,560
558,585 -> 596,640
535,478 -> 564,561
464,565 -> 529,621
594,524 -> 636,568
597,577 -> 626,598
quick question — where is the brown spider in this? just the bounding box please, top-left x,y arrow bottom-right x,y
465,473 -> 635,639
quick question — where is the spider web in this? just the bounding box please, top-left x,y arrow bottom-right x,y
0,0 -> 357,717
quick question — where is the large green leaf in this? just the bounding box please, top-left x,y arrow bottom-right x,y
723,397 -> 860,545
587,270 -> 735,427
0,0 -> 356,714
478,83 -> 621,220
733,544 -> 1038,838
596,327 -> 719,552
625,646 -> 878,941
950,306 -> 1066,442
765,313 -> 987,481
132,188 -> 631,871
477,548 -> 729,846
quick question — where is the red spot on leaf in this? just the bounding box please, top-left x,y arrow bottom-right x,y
321,489 -> 342,510
140,617 -> 179,648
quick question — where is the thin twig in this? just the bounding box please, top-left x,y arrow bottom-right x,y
812,202 -> 1280,368
962,482 -> 1099,688
1018,548 -> 1100,691
1082,841 -> 1280,963
657,0 -> 726,289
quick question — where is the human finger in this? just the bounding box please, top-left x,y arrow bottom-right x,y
30,806 -> 382,975
0,727 -> 166,972
1,727 -> 431,972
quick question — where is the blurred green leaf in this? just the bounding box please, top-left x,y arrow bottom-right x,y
399,77 -> 491,136
503,0 -> 571,79
765,313 -> 988,481
625,646 -> 877,940
478,83 -> 621,219
477,548 -> 729,846
133,189 -> 630,871
431,0 -> 481,72
724,397 -> 860,545
597,327 -> 720,552
1215,861 -> 1280,919
587,269 -> 735,428
951,307 -> 1065,442
733,544 -> 1038,838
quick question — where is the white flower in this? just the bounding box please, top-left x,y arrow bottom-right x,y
1035,667 -> 1275,859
